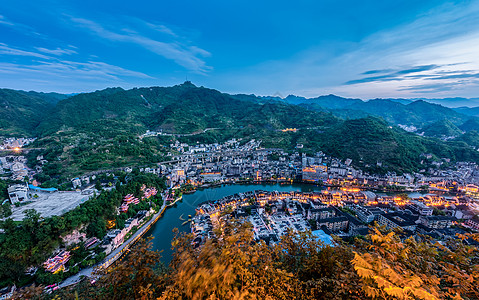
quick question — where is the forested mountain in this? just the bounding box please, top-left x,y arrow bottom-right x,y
2,82 -> 479,177
19,91 -> 68,105
452,130 -> 479,148
242,93 -> 475,127
459,118 -> 479,132
420,119 -> 463,138
297,97 -> 472,128
426,97 -> 479,108
454,106 -> 479,117
37,82 -> 336,136
0,89 -> 65,135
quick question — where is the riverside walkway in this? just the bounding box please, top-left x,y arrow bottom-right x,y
59,198 -> 170,288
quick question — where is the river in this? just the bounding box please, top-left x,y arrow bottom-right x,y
145,183 -> 435,263
145,183 -> 326,262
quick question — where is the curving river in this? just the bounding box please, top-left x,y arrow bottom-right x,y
145,183 -> 327,262
145,183 -> 434,263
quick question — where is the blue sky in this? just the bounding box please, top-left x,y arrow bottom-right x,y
1,0 -> 479,99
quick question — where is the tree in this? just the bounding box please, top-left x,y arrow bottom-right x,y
23,209 -> 41,234
95,181 -> 103,191
163,220 -> 362,300
0,203 -> 12,218
396,193 -> 410,201
11,284 -> 43,300
352,228 -> 479,299
433,207 -> 446,216
92,237 -> 167,299
87,218 -> 106,238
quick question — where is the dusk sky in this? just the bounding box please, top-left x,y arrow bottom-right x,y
1,0 -> 479,99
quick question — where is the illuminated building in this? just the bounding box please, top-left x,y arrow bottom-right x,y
43,251 -> 71,273
200,172 -> 223,182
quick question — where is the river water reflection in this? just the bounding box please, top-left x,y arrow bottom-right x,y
145,183 -> 433,263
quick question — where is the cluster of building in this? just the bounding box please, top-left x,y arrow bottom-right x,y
42,237 -> 99,274
192,189 -> 479,246
84,237 -> 100,249
120,194 -> 140,213
142,186 -> 158,199
0,137 -> 35,150
4,137 -> 479,223
129,139 -> 479,197
101,210 -> 150,254
0,155 -> 29,181
119,186 -> 157,213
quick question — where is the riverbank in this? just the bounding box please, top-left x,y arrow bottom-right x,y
100,194 -> 186,268
59,200 -> 168,288
189,179 -> 432,195
58,191 -> 188,288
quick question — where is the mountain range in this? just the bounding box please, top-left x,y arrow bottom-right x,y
241,94 -> 479,132
2,82 -> 479,177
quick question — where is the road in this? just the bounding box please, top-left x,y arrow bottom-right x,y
59,199 -> 168,288
0,147 -> 46,153
140,127 -> 220,138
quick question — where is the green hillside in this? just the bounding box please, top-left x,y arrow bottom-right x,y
453,106 -> 479,117
420,119 -> 463,138
312,117 -> 479,173
0,89 -> 61,135
452,130 -> 479,148
459,118 -> 479,132
19,91 -> 68,105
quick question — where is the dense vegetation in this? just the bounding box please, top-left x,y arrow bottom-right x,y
252,117 -> 479,174
0,172 -> 165,287
34,82 -> 336,136
420,119 -> 463,138
459,118 -> 479,132
0,89 -> 67,136
453,131 -> 479,148
3,82 -> 479,178
18,221 -> 479,300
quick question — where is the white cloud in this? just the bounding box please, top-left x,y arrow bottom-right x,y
35,47 -> 77,56
68,16 -> 211,73
145,22 -> 178,37
0,14 -> 45,38
0,15 -> 14,26
0,59 -> 154,92
0,60 -> 152,80
0,43 -> 51,59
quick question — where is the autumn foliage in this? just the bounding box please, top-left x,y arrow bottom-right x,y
352,229 -> 479,299
13,223 -> 479,300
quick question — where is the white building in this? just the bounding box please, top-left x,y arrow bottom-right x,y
407,201 -> 434,216
8,184 -> 29,204
71,178 -> 82,188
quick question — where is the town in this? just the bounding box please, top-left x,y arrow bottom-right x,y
1,135 -> 479,298
192,189 -> 479,248
3,136 -> 479,223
